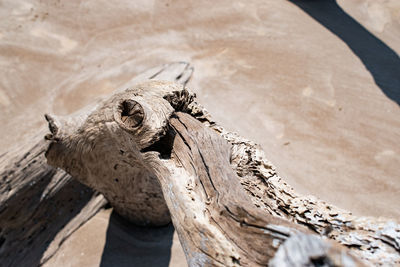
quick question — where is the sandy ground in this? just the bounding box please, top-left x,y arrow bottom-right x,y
43,209 -> 187,267
0,0 -> 399,266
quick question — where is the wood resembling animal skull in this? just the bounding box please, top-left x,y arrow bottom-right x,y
45,81 -> 195,226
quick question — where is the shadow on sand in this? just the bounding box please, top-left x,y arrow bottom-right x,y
289,0 -> 400,105
100,211 -> 174,267
0,173 -> 95,267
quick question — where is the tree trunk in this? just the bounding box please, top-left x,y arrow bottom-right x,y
43,79 -> 399,266
0,62 -> 193,266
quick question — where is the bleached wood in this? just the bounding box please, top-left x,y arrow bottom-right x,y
0,62 -> 194,266
44,79 -> 399,266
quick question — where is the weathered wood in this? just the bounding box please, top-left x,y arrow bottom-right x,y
196,107 -> 400,266
44,80 -> 399,266
0,136 -> 107,267
0,62 -> 194,266
154,112 -> 358,266
44,82 -> 178,226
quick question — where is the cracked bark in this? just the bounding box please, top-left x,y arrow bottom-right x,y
43,73 -> 399,266
0,62 -> 193,266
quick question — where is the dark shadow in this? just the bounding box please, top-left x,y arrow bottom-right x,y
100,210 -> 174,267
0,167 -> 95,267
289,0 -> 400,105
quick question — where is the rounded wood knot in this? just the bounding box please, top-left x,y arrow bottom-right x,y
120,100 -> 144,128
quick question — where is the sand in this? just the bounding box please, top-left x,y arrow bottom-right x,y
43,209 -> 187,267
1,0 -> 399,266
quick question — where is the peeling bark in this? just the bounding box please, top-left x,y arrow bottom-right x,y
191,100 -> 400,266
43,79 -> 399,266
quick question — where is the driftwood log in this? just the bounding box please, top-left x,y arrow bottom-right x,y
0,62 -> 193,266
43,77 -> 399,266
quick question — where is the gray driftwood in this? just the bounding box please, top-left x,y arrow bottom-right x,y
0,62 -> 193,266
44,79 -> 399,266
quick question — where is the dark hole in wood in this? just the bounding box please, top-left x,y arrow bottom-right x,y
140,127 -> 176,159
310,255 -> 332,266
231,256 -> 240,265
120,100 -> 144,128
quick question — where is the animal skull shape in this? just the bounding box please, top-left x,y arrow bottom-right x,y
45,81 -> 194,226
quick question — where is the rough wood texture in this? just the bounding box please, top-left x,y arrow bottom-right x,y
193,102 -> 400,266
0,62 -> 193,266
44,79 -> 399,266
0,136 -> 107,267
156,112 -> 358,266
